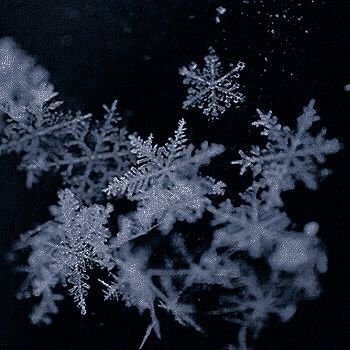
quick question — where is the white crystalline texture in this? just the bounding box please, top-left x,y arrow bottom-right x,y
268,228 -> 328,274
208,99 -> 339,336
210,187 -> 291,258
0,37 -> 122,194
0,37 -> 56,120
215,6 -> 227,23
179,47 -> 245,119
4,37 -> 340,350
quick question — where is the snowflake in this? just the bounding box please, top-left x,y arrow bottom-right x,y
100,240 -> 202,348
100,244 -> 161,348
216,272 -> 299,337
0,100 -> 91,188
15,189 -> 113,323
232,100 -> 340,206
30,100 -> 133,203
0,100 -> 133,202
105,118 -> 225,234
179,47 -> 245,119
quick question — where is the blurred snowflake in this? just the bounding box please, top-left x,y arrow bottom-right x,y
0,37 -> 56,121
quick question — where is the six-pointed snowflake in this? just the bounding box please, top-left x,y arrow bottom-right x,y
179,47 -> 245,119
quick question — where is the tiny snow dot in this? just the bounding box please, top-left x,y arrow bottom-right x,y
216,6 -> 226,15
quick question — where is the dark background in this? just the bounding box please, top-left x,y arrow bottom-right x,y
0,1 -> 348,349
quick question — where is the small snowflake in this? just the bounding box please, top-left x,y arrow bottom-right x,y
179,47 -> 245,119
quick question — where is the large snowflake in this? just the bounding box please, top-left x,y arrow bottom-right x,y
179,47 -> 245,119
15,189 -> 113,323
105,118 -> 225,234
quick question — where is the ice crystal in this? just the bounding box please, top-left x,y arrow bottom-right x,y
215,6 -> 227,24
0,38 -> 133,200
179,47 -> 245,119
232,100 -> 340,206
206,186 -> 328,345
100,245 -> 161,347
202,99 -> 339,346
105,118 -> 225,234
216,272 -> 299,337
15,189 -> 113,323
210,186 -> 291,258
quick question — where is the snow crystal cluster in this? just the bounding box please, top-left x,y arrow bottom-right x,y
1,38 -> 340,350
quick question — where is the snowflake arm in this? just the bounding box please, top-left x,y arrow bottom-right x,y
209,186 -> 290,258
100,240 -> 202,348
100,246 -> 162,348
105,119 -> 224,198
0,100 -> 132,201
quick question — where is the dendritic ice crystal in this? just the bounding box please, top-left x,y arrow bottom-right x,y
179,47 -> 245,119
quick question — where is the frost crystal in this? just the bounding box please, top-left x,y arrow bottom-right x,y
232,100 -> 340,206
179,47 -> 245,119
15,189 -> 113,323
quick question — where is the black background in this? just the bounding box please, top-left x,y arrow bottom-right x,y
0,1 -> 348,349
